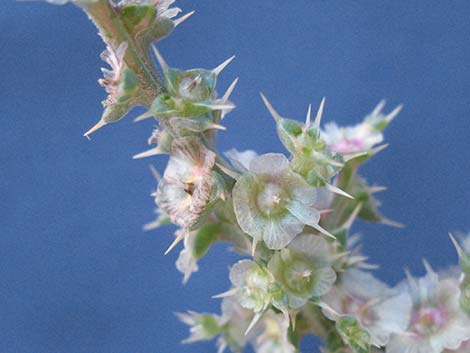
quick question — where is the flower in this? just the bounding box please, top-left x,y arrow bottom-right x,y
232,153 -> 331,252
154,136 -> 217,230
321,101 -> 402,155
227,260 -> 276,314
268,234 -> 337,307
386,268 -> 470,353
320,269 -> 412,347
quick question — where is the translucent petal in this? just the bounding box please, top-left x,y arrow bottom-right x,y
230,260 -> 255,287
312,267 -> 337,297
262,214 -> 304,250
288,234 -> 330,261
225,149 -> 258,173
285,198 -> 321,229
232,175 -> 264,242
249,153 -> 290,176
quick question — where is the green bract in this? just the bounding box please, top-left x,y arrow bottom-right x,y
232,153 -> 323,250
277,118 -> 343,186
267,234 -> 336,307
336,317 -> 372,353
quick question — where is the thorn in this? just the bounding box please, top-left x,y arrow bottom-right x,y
143,219 -> 161,232
372,100 -> 386,116
290,311 -> 298,331
83,119 -> 107,138
343,151 -> 368,162
319,209 -> 334,216
212,288 -> 238,299
313,97 -> 326,130
357,262 -> 380,270
222,77 -> 239,102
404,268 -> 419,292
449,232 -> 464,257
304,104 -> 312,129
312,224 -> 336,240
422,258 -> 435,274
251,239 -> 258,257
381,218 -> 405,228
327,159 -> 345,168
149,165 -> 161,182
245,312 -> 262,336
174,10 -> 195,27
152,44 -> 169,72
193,102 -> 235,111
342,203 -> 362,230
164,232 -> 185,255
385,104 -> 403,124
369,186 -> 387,194
209,123 -> 227,131
370,143 -> 389,155
133,148 -> 163,159
260,93 -> 283,122
325,183 -> 354,199
134,111 -> 154,122
213,55 -> 236,76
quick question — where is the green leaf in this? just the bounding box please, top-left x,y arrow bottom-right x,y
192,223 -> 222,259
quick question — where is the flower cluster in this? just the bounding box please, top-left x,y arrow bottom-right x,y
35,1 -> 469,353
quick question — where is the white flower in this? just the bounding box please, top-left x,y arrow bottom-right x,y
386,269 -> 470,353
232,153 -> 330,252
321,101 -> 401,155
321,269 -> 412,347
268,234 -> 337,308
155,136 -> 216,229
98,42 -> 128,108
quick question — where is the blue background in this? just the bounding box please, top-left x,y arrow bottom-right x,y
1,1 -> 469,352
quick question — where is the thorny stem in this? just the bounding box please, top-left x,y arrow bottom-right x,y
84,0 -> 166,106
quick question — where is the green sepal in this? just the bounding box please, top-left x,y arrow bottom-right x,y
197,315 -> 222,338
164,68 -> 217,100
